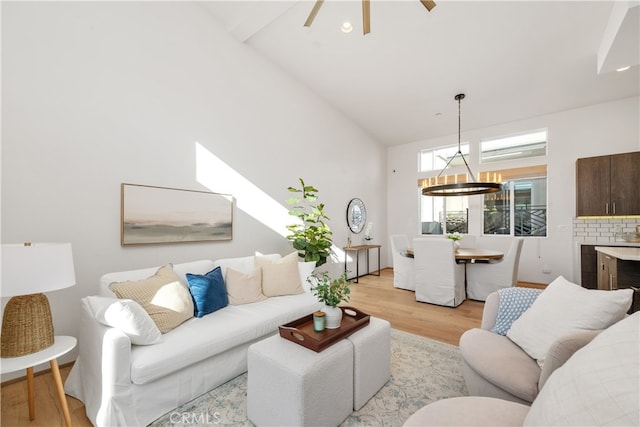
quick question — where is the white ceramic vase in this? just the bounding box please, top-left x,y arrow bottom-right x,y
323,305 -> 343,329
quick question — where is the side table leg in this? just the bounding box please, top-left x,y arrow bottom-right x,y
27,366 -> 35,420
50,359 -> 73,427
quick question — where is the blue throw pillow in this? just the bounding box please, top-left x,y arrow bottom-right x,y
491,287 -> 543,335
186,267 -> 228,318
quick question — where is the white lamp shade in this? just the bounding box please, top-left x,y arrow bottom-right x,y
1,243 -> 76,297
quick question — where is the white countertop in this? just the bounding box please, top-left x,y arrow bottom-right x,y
595,246 -> 640,261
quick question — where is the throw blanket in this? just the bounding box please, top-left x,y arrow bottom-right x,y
491,287 -> 543,335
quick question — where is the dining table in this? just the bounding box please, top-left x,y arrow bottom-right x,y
405,247 -> 504,263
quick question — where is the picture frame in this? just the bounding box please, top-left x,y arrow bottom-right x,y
121,183 -> 233,246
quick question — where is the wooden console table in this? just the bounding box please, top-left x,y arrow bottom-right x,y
343,244 -> 381,283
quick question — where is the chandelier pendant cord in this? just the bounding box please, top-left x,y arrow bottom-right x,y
435,94 -> 477,183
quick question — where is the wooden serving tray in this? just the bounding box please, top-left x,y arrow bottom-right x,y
278,306 -> 370,352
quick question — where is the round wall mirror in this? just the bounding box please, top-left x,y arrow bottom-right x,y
346,198 -> 367,233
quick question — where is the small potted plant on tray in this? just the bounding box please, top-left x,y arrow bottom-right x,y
308,271 -> 350,329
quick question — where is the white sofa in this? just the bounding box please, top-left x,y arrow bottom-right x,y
64,254 -> 322,427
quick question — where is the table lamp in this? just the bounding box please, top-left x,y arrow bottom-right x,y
1,243 -> 76,358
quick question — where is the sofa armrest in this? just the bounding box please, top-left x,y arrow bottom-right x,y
538,329 -> 600,391
480,292 -> 499,330
64,297 -> 133,426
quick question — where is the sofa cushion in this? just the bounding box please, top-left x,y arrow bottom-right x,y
460,328 -> 541,403
256,252 -> 304,297
109,264 -> 194,333
214,254 -> 280,277
225,267 -> 267,305
507,276 -> 632,366
524,312 -> 639,426
186,267 -> 228,317
88,296 -> 161,345
128,292 -> 323,384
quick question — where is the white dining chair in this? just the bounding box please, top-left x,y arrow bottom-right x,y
466,237 -> 524,301
413,238 -> 465,307
389,235 -> 415,291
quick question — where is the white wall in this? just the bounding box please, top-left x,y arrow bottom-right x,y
388,96 -> 640,284
1,2 -> 387,377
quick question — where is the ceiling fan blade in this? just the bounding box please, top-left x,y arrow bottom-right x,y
304,0 -> 325,27
420,0 -> 436,12
363,0 -> 370,34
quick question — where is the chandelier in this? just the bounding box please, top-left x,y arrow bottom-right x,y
422,94 -> 502,196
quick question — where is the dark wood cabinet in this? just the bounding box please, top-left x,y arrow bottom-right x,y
576,151 -> 640,216
580,245 -> 598,289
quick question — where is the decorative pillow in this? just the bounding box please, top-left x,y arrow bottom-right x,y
491,287 -> 543,335
186,266 -> 228,317
256,252 -> 304,297
507,276 -> 633,366
89,296 -> 161,345
524,312 -> 639,426
109,264 -> 194,333
225,267 -> 267,305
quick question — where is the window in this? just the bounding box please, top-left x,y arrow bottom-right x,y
420,195 -> 468,235
480,130 -> 547,163
420,144 -> 470,172
483,177 -> 547,236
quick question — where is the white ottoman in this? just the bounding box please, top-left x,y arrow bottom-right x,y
247,334 -> 354,427
346,316 -> 391,410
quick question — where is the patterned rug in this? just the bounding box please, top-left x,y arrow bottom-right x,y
149,329 -> 467,426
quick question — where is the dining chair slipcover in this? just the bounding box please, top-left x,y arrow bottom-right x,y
413,238 -> 465,307
389,235 -> 415,291
466,237 -> 524,301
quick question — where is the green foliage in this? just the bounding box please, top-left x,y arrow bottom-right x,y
308,271 -> 350,308
446,232 -> 462,242
285,178 -> 333,267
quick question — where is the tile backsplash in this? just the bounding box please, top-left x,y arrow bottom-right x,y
573,218 -> 640,244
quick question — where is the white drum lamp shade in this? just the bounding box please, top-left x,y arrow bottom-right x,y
1,243 -> 76,357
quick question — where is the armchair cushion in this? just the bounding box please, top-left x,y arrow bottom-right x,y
507,276 -> 632,366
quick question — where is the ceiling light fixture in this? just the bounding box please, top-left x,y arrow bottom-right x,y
422,94 -> 502,197
341,22 -> 353,33
616,65 -> 631,72
304,0 -> 436,35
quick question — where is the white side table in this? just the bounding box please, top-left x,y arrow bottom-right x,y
1,336 -> 76,427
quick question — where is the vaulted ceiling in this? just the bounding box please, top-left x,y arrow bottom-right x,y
202,1 -> 640,146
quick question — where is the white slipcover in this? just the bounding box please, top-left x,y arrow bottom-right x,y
413,238 -> 465,307
64,256 -> 322,427
389,234 -> 415,291
466,237 -> 523,301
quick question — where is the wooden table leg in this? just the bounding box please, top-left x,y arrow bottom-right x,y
27,366 -> 35,421
50,359 -> 73,427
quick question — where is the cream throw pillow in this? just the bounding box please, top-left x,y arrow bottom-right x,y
256,252 -> 304,297
507,275 -> 633,366
225,267 -> 267,305
109,264 -> 194,333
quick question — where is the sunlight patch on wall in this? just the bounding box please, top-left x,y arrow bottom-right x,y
195,142 -> 292,237
195,142 -> 347,264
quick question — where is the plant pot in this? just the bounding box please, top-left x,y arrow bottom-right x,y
323,305 -> 342,329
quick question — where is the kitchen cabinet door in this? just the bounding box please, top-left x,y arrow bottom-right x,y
576,155 -> 610,216
610,152 -> 640,215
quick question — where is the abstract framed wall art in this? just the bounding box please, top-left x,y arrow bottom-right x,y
121,183 -> 233,246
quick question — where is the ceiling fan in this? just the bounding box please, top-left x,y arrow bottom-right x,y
304,0 -> 436,35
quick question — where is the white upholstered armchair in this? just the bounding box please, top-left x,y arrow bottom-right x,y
389,234 -> 415,291
466,237 -> 523,301
413,238 -> 465,307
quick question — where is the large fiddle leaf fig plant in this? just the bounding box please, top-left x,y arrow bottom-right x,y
285,178 -> 333,267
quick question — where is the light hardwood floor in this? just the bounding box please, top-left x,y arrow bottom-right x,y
2,268 -> 535,427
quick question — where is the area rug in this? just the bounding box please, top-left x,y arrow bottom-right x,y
149,329 -> 467,426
